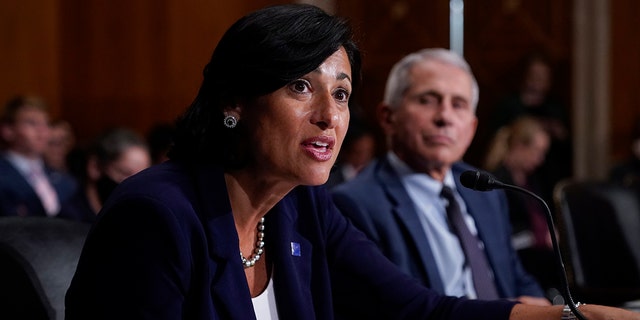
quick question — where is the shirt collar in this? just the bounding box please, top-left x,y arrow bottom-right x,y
386,151 -> 457,192
4,151 -> 44,175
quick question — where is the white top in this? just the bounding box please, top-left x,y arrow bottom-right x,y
252,276 -> 279,320
387,152 -> 480,298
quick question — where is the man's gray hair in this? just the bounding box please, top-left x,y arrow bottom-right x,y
382,48 -> 479,111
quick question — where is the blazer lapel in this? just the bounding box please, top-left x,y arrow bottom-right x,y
190,164 -> 256,319
0,156 -> 47,216
268,194 -> 316,320
376,159 -> 445,293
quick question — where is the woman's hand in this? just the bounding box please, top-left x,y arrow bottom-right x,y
509,303 -> 640,320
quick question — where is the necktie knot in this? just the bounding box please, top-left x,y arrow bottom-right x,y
441,185 -> 456,203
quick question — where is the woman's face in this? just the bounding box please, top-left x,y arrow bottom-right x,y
241,47 -> 352,186
512,130 -> 550,173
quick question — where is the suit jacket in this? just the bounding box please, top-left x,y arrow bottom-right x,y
65,160 -> 515,320
331,157 -> 544,299
0,156 -> 76,217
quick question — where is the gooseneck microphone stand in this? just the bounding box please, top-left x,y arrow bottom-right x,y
459,170 -> 586,319
499,183 -> 586,320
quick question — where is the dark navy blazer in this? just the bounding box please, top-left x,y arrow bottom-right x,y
331,158 -> 545,299
0,156 -> 76,217
65,160 -> 516,319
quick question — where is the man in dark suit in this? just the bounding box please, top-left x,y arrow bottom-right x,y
332,48 -> 550,305
0,95 -> 76,217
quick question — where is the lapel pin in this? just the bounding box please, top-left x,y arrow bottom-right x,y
290,242 -> 301,256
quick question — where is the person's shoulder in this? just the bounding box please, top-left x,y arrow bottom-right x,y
0,158 -> 26,190
0,155 -> 17,175
452,161 -> 477,174
331,162 -> 380,193
454,162 -> 506,200
0,154 -> 10,166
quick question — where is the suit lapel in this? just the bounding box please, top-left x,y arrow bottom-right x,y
268,194 -> 315,320
190,164 -> 256,319
0,156 -> 47,216
376,159 -> 445,293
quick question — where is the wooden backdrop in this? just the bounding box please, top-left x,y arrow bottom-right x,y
335,0 -> 573,168
1,0 -> 639,175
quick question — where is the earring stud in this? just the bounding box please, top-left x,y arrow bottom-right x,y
223,115 -> 237,128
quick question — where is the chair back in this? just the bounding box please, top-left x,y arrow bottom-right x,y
554,180 -> 640,305
0,217 -> 90,320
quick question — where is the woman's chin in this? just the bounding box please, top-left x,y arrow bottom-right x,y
301,170 -> 331,186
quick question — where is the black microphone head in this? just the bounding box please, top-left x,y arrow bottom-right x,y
460,170 -> 501,191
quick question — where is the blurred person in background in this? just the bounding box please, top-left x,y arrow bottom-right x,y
490,53 -> 572,203
146,122 -> 175,165
0,95 -> 76,217
484,116 -> 557,294
610,117 -> 640,189
58,127 -> 151,223
44,119 -> 76,173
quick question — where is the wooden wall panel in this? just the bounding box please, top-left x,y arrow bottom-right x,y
337,0 -> 573,168
463,0 -> 573,167
1,0 -> 635,174
610,0 -> 640,164
0,0 -> 60,117
58,0 -> 290,144
336,0 -> 450,122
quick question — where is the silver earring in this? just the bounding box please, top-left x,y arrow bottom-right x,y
223,115 -> 237,128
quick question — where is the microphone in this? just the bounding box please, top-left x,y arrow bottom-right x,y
460,170 -> 586,320
459,170 -> 505,191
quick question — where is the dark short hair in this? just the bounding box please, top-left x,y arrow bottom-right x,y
1,95 -> 48,125
169,4 -> 362,166
92,127 -> 148,168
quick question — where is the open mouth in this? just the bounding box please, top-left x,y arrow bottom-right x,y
302,136 -> 335,161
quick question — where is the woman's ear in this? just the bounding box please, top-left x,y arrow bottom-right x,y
223,104 -> 242,121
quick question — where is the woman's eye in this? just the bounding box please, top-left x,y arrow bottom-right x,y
335,89 -> 350,102
291,80 -> 310,93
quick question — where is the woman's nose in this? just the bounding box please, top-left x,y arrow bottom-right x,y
311,93 -> 341,130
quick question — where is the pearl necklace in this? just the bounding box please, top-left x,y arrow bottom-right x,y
241,217 -> 265,268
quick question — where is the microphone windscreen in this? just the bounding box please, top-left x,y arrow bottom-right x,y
460,170 -> 481,190
460,170 -> 496,191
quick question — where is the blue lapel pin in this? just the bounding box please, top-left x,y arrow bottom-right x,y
290,242 -> 301,256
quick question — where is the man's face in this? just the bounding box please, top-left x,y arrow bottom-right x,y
1,106 -> 51,158
381,60 -> 477,178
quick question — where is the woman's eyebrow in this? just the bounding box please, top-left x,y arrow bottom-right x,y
337,72 -> 351,82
